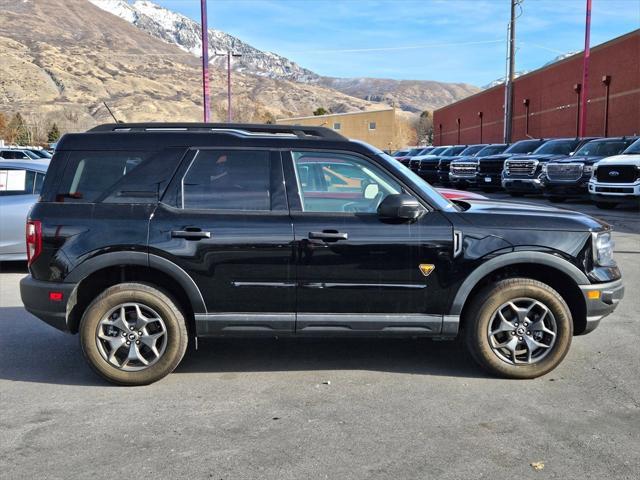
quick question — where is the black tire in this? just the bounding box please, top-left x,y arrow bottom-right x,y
548,196 -> 565,203
464,278 -> 573,379
80,282 -> 188,386
509,192 -> 524,197
595,201 -> 617,210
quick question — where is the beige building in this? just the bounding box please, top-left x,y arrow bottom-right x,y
277,108 -> 412,151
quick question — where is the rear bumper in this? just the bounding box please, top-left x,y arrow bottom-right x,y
20,276 -> 76,333
579,279 -> 625,334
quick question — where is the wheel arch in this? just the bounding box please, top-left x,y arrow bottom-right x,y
451,252 -> 589,335
65,252 -> 206,334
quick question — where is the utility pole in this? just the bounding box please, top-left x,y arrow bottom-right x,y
214,51 -> 242,122
579,0 -> 592,137
200,0 -> 210,122
503,0 -> 517,143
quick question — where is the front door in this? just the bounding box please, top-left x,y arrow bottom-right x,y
149,149 -> 296,335
283,150 -> 454,335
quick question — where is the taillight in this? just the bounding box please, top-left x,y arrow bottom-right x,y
26,220 -> 42,266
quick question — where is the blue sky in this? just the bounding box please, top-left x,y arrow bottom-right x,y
154,0 -> 640,86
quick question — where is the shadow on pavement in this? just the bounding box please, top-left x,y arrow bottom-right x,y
0,306 -> 485,386
0,261 -> 28,274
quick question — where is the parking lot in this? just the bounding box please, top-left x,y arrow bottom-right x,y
1,194 -> 638,479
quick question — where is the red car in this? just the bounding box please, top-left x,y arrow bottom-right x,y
436,188 -> 488,201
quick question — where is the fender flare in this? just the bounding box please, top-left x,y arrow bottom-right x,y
449,251 -> 590,316
65,251 -> 207,314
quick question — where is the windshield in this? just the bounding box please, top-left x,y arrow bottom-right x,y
30,150 -> 52,158
476,144 -> 508,156
505,140 -> 545,154
532,139 -> 579,155
417,147 -> 434,155
574,139 -> 635,157
623,138 -> 640,154
441,146 -> 467,156
22,150 -> 41,159
393,149 -> 410,156
428,147 -> 448,156
460,145 -> 486,156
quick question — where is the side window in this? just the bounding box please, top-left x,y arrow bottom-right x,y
57,151 -> 151,202
181,150 -> 272,211
34,172 -> 45,194
0,169 -> 36,196
292,151 -> 401,213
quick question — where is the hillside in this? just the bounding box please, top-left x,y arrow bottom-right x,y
0,0 -> 379,132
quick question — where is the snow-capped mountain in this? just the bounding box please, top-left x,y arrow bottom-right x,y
88,0 -> 319,82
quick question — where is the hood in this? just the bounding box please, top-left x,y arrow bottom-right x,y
508,153 -> 567,162
457,199 -> 608,232
550,154 -> 605,164
595,153 -> 640,166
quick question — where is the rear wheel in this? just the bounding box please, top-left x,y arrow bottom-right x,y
595,201 -> 617,210
80,283 -> 188,386
464,278 -> 573,379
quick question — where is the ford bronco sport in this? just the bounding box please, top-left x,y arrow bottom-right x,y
21,123 -> 625,385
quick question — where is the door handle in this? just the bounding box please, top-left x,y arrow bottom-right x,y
171,229 -> 212,240
308,231 -> 348,242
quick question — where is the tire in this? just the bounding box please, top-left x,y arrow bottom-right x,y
548,196 -> 565,203
464,278 -> 573,379
509,192 -> 524,197
595,201 -> 617,210
80,282 -> 188,386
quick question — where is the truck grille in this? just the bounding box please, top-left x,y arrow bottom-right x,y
505,159 -> 537,177
450,162 -> 477,177
595,165 -> 638,183
409,159 -> 421,171
546,163 -> 583,181
478,160 -> 505,174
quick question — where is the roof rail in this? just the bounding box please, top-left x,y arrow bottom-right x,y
87,123 -> 347,140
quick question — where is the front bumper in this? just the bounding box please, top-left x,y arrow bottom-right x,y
502,177 -> 544,192
20,276 -> 77,333
449,173 -> 477,185
476,173 -> 502,187
579,279 -> 625,334
588,180 -> 640,205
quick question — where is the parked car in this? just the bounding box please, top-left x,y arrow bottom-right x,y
417,145 -> 468,183
450,144 -> 510,189
0,148 -> 42,160
409,146 -> 448,173
588,138 -> 640,209
436,187 -> 488,201
502,138 -> 595,196
437,144 -> 487,185
476,139 -> 547,191
542,137 -> 639,202
21,123 -> 624,385
394,147 -> 427,167
0,159 -> 49,261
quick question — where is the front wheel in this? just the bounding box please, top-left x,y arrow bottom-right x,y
80,283 -> 188,385
464,278 -> 573,379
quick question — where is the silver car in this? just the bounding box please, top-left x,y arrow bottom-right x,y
0,159 -> 49,260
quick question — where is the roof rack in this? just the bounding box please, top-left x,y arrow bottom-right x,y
87,123 -> 346,140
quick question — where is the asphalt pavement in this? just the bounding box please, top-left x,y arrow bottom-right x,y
1,194 -> 638,479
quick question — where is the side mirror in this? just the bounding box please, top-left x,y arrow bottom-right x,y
377,194 -> 425,221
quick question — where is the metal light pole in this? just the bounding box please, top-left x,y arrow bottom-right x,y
215,51 -> 242,122
200,0 -> 211,122
503,0 -> 517,143
579,0 -> 592,137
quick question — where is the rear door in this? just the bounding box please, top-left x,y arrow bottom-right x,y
283,149 -> 454,335
149,148 -> 296,336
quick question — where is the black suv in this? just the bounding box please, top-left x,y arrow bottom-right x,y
502,138 -> 595,196
436,144 -> 487,185
417,145 -> 467,183
21,123 -> 624,385
542,136 -> 639,202
476,139 -> 547,191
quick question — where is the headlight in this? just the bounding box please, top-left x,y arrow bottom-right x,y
583,164 -> 594,173
593,231 -> 616,267
541,163 -> 547,173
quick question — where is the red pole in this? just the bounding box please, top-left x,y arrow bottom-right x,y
579,0 -> 592,137
200,0 -> 210,122
227,52 -> 232,123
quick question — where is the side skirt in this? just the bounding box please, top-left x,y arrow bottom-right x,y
194,313 -> 459,338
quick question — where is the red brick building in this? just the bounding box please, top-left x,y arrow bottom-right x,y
433,30 -> 639,145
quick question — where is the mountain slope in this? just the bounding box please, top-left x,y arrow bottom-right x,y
88,0 -> 479,111
0,0 -> 379,131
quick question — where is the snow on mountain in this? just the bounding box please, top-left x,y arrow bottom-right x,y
88,0 -> 319,82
